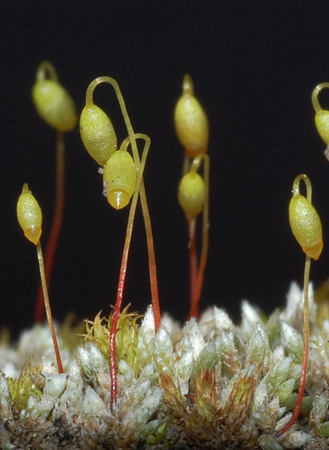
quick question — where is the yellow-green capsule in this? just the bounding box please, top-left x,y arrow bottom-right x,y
289,175 -> 323,260
312,83 -> 329,145
174,74 -> 209,157
80,104 -> 117,166
17,183 -> 42,245
32,79 -> 77,132
315,110 -> 329,145
103,150 -> 136,209
178,171 -> 205,218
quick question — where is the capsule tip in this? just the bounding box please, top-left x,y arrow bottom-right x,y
303,242 -> 323,260
108,190 -> 130,210
24,227 -> 42,245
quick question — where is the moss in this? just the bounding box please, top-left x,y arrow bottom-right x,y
1,285 -> 329,448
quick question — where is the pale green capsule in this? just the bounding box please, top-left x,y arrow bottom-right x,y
289,179 -> 323,260
178,171 -> 205,218
174,75 -> 209,157
32,79 -> 77,131
80,104 -> 117,166
315,110 -> 329,145
103,151 -> 136,209
312,83 -> 329,145
17,183 -> 42,245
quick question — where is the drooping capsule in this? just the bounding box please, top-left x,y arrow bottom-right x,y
289,174 -> 323,260
312,83 -> 329,146
32,62 -> 77,132
178,171 -> 205,218
277,174 -> 323,436
17,183 -> 42,245
174,74 -> 209,157
103,150 -> 137,209
80,104 -> 117,166
315,109 -> 329,145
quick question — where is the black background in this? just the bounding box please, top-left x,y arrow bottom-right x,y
2,1 -> 329,338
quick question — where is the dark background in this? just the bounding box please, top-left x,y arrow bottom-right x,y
2,1 -> 329,338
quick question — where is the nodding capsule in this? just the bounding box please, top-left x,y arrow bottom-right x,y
178,171 -> 205,218
32,62 -> 77,132
312,82 -> 329,146
17,183 -> 42,245
174,74 -> 209,157
289,174 -> 323,260
103,150 -> 137,210
80,104 -> 117,166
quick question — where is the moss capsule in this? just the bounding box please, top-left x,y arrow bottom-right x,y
278,174 -> 323,436
80,104 -> 117,166
312,82 -> 329,146
16,182 -> 63,373
315,110 -> 329,145
80,76 -> 161,406
103,150 -> 137,209
178,171 -> 205,218
32,62 -> 77,131
289,174 -> 323,260
174,74 -> 209,157
17,183 -> 42,245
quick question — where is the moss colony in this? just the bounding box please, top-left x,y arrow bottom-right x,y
2,65 -> 329,449
1,287 -> 329,449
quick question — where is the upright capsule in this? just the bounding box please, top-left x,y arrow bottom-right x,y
289,174 -> 323,260
17,183 -> 42,245
174,74 -> 209,157
103,150 -> 137,209
32,62 -> 77,132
